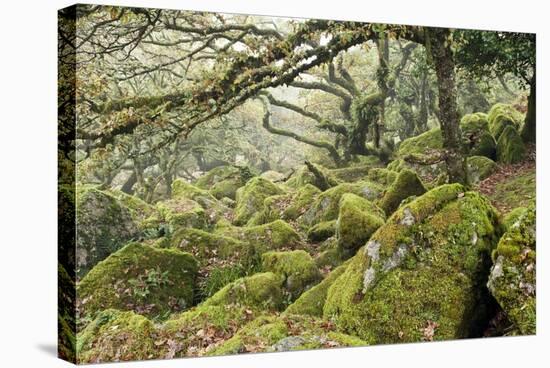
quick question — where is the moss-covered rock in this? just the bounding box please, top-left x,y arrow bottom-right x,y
367,168 -> 398,186
195,166 -> 251,200
262,250 -> 322,300
207,313 -> 370,356
337,194 -> 385,255
156,197 -> 206,230
496,125 -> 526,164
159,304 -> 257,358
329,165 -> 372,183
216,220 -> 302,254
502,207 -> 528,231
172,179 -> 230,223
76,186 -> 140,277
77,309 -> 156,363
397,128 -> 443,157
378,169 -> 426,216
260,170 -> 286,182
202,272 -> 285,311
233,177 -> 285,225
285,262 -> 349,317
300,181 -> 383,227
107,189 -> 157,227
78,243 -> 198,318
488,103 -> 524,141
487,206 -> 536,335
283,184 -> 322,220
467,156 -> 497,185
324,184 -> 501,343
308,220 -> 337,242
285,164 -> 340,190
315,237 -> 346,269
170,228 -> 252,265
460,113 -> 496,159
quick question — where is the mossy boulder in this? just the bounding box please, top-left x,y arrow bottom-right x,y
460,113 -> 496,159
487,206 -> 536,335
308,220 -> 337,242
488,103 -> 524,141
329,165 -> 372,183
260,170 -> 286,182
367,168 -> 398,186
195,166 -> 251,200
172,179 -> 230,223
337,194 -> 386,255
502,207 -> 528,231
156,197 -> 206,230
324,184 -> 501,343
262,250 -> 322,300
207,314 -> 369,356
169,228 -> 253,266
378,169 -> 426,216
159,304 -> 257,358
300,181 -> 383,227
216,220 -> 302,254
467,156 -> 497,185
107,189 -> 157,227
78,243 -> 198,318
285,164 -> 340,190
77,309 -> 156,363
233,177 -> 285,225
76,186 -> 140,277
202,272 -> 285,311
397,128 -> 443,157
285,262 -> 349,317
496,125 -> 526,164
315,237 -> 346,269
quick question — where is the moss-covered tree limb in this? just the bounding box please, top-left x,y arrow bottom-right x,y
260,96 -> 341,165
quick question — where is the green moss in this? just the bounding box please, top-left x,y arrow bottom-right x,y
378,169 -> 426,216
260,170 -> 286,182
337,194 -> 386,255
77,243 -> 198,318
324,186 -> 500,343
77,309 -> 156,364
156,197 -> 206,229
262,250 -> 322,300
286,164 -> 340,190
308,220 -> 337,242
202,272 -> 285,311
283,184 -> 322,220
233,177 -> 285,225
285,262 -> 349,317
158,304 -> 256,357
460,113 -> 496,159
488,103 -> 524,141
208,313 -> 370,355
502,207 -> 528,231
367,168 -> 398,186
330,165 -> 372,183
467,156 -> 497,185
170,227 -> 253,263
216,219 -> 302,254
195,165 -> 240,188
488,206 -> 535,334
107,189 -> 157,225
486,168 -> 535,215
397,128 -> 443,157
172,179 -> 230,223
496,125 -> 526,164
75,186 -> 140,277
300,181 -> 383,227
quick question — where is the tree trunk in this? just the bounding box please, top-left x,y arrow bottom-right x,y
428,28 -> 468,185
521,72 -> 536,144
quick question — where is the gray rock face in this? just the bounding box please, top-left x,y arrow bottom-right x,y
76,188 -> 139,277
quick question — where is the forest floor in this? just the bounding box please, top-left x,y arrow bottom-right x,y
476,144 -> 536,215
